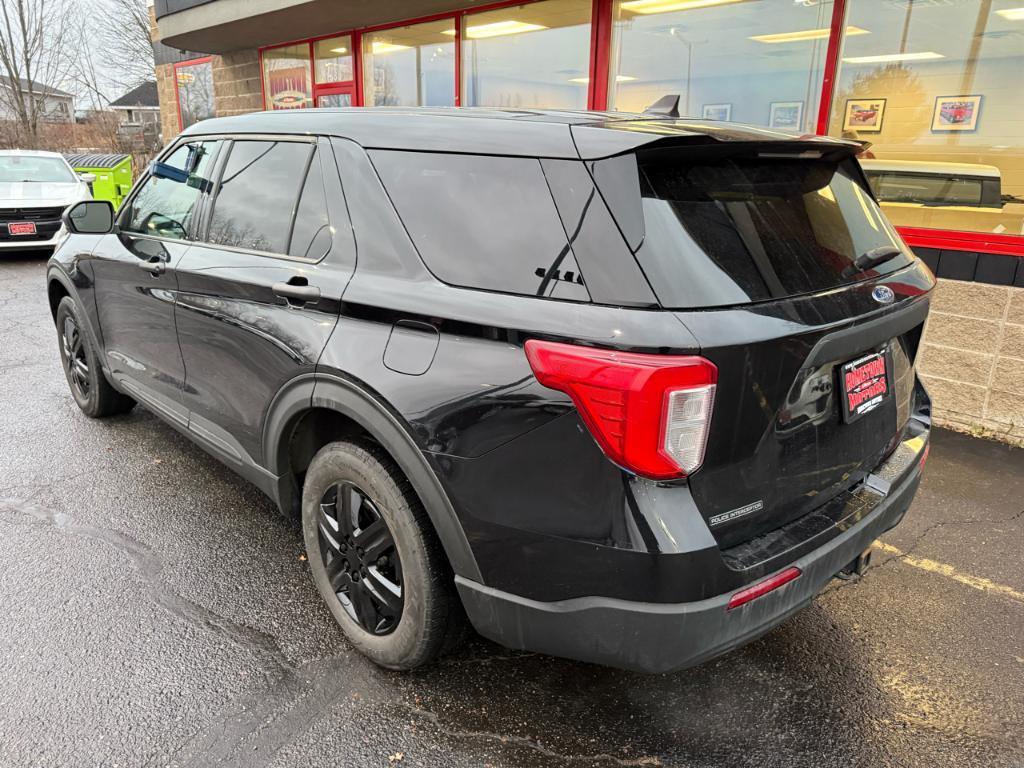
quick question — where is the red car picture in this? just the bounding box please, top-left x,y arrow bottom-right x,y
933,95 -> 981,131
940,102 -> 971,124
850,106 -> 878,124
843,99 -> 886,132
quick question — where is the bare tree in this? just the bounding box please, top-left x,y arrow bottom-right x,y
97,0 -> 155,92
69,0 -> 155,112
0,0 -> 77,146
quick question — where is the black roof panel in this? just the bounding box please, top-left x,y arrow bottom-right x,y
178,108 -> 857,160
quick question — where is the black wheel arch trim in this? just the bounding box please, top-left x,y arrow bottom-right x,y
262,372 -> 482,582
46,267 -> 111,380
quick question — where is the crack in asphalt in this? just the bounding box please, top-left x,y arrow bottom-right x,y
161,655 -> 381,768
0,497 -> 290,677
396,703 -> 665,767
874,507 -> 1024,568
821,507 -> 1024,599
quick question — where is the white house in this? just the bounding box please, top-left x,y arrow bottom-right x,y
0,77 -> 74,123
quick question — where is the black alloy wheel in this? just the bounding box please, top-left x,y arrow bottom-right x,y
54,296 -> 134,418
61,315 -> 90,399
317,481 -> 403,635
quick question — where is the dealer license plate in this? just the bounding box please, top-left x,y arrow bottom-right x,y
8,222 -> 37,236
841,351 -> 890,422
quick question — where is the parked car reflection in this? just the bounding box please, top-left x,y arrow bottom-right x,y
861,159 -> 1024,235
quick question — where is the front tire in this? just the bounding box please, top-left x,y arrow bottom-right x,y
55,296 -> 134,418
302,440 -> 463,669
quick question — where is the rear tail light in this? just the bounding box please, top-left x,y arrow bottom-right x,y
727,566 -> 802,611
523,340 -> 717,481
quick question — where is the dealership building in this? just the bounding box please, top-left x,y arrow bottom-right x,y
152,0 -> 1024,443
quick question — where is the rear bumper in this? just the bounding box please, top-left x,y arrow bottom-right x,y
457,439 -> 924,674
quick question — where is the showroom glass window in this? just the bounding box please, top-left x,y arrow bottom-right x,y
263,44 -> 313,109
462,0 -> 592,110
314,35 -> 354,84
176,60 -> 214,129
607,0 -> 834,133
828,0 -> 1024,237
361,20 -> 456,107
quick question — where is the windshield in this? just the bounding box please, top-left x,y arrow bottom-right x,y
0,155 -> 77,183
599,150 -> 914,309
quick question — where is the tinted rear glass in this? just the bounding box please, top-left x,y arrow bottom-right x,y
614,152 -> 913,309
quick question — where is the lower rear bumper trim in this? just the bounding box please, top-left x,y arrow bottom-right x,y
456,464 -> 921,674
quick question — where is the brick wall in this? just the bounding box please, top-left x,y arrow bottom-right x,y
919,280 -> 1024,446
212,51 -> 263,117
151,7 -> 181,144
155,62 -> 179,143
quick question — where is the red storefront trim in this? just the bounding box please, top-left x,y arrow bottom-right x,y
454,14 -> 463,107
589,0 -> 612,111
352,30 -> 364,106
816,0 -> 847,136
898,227 -> 1024,258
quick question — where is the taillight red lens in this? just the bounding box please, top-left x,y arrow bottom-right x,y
524,340 -> 717,480
727,566 -> 802,611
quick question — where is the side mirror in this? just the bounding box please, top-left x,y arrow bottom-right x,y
78,172 -> 97,184
64,200 -> 115,235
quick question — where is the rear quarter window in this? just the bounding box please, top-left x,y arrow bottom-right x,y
370,150 -> 590,301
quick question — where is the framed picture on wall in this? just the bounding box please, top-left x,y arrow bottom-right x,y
932,95 -> 982,132
843,99 -> 886,133
702,103 -> 732,121
769,101 -> 804,131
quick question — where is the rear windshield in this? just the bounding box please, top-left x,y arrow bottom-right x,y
608,151 -> 914,309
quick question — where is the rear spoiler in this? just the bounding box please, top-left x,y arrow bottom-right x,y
571,124 -> 866,162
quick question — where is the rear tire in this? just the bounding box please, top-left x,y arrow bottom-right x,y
55,296 -> 134,418
302,439 -> 465,669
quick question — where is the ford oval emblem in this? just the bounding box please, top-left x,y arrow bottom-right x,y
872,285 -> 895,305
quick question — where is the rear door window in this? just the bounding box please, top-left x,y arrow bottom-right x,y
370,150 -> 589,301
206,139 -> 326,257
288,149 -> 332,259
601,151 -> 914,309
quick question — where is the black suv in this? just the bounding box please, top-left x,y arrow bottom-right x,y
47,109 -> 933,673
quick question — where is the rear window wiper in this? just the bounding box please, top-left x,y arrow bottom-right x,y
841,246 -> 903,279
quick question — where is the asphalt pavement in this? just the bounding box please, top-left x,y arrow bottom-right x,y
1,252 -> 1022,768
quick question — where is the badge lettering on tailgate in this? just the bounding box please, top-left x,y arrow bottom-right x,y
709,500 -> 764,527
